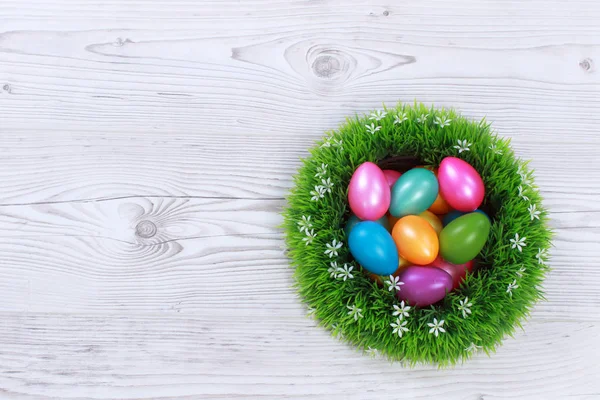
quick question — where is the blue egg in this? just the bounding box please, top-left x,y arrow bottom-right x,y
442,209 -> 489,226
390,168 -> 439,217
348,221 -> 398,275
344,214 -> 390,237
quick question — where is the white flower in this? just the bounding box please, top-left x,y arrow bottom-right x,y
416,113 -> 429,124
365,123 -> 381,135
324,239 -> 343,258
321,137 -> 332,148
386,275 -> 405,292
307,307 -> 316,317
518,185 -> 529,201
453,139 -> 472,154
510,233 -> 527,252
458,297 -> 473,319
392,301 -> 411,320
297,215 -> 312,233
427,318 -> 446,337
332,138 -> 343,151
516,266 -> 526,278
391,317 -> 409,337
315,163 -> 328,178
366,346 -> 378,357
528,203 -> 541,221
302,229 -> 316,245
347,304 -> 363,321
321,177 -> 334,193
310,185 -> 326,201
465,342 -> 482,352
328,261 -> 340,278
369,110 -> 387,121
517,164 -> 527,180
394,112 -> 408,125
489,143 -> 502,155
337,264 -> 354,281
536,248 -> 548,264
434,115 -> 452,128
507,279 -> 519,297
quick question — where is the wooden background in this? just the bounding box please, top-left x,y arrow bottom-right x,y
1,1 -> 599,398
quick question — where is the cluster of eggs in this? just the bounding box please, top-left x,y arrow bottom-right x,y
346,157 -> 491,307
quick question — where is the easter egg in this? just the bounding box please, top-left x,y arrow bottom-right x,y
382,170 -> 402,187
419,210 -> 443,234
349,221 -> 398,275
396,266 -> 453,307
439,212 -> 491,264
442,209 -> 489,226
428,256 -> 475,290
438,157 -> 485,212
344,214 -> 389,237
348,162 -> 391,221
392,215 -> 439,265
389,168 -> 439,217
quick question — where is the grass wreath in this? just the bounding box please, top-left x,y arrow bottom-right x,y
282,103 -> 552,366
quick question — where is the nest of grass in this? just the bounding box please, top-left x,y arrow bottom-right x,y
282,103 -> 552,365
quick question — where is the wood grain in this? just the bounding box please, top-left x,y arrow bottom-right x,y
1,0 -> 600,398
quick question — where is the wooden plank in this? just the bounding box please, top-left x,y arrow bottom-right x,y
0,314 -> 597,399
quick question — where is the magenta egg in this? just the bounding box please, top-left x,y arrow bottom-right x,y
438,157 -> 485,212
396,266 -> 453,307
382,170 -> 402,188
348,162 -> 391,221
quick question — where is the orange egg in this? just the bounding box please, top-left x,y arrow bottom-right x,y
392,215 -> 439,265
419,210 -> 443,234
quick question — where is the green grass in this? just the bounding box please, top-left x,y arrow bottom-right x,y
282,102 -> 552,366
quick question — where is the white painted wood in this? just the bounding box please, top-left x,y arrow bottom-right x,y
0,0 -> 599,398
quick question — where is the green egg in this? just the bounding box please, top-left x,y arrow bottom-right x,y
439,212 -> 491,264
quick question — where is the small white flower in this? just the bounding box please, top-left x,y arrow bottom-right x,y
365,123 -> 381,135
392,301 -> 411,320
310,185 -> 326,201
366,346 -> 378,357
528,203 -> 541,220
315,163 -> 328,178
427,318 -> 446,337
391,317 -> 409,337
458,297 -> 473,319
386,275 -> 405,292
489,143 -> 503,155
297,215 -> 312,233
337,264 -> 354,281
434,115 -> 452,128
453,139 -> 472,154
517,164 -> 527,180
516,266 -> 526,278
394,112 -> 408,125
302,229 -> 316,245
347,304 -> 363,321
507,279 -> 519,297
320,137 -> 332,148
536,248 -> 548,264
369,110 -> 387,121
416,113 -> 429,124
510,233 -> 527,252
328,261 -> 340,278
324,239 -> 343,258
321,177 -> 334,193
332,138 -> 343,151
307,307 -> 316,317
465,342 -> 482,353
518,185 -> 529,201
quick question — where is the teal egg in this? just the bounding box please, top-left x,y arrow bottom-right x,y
390,168 -> 439,217
344,214 -> 389,237
348,221 -> 398,275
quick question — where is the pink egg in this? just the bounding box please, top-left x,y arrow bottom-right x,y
348,162 -> 391,221
438,157 -> 485,212
382,170 -> 402,187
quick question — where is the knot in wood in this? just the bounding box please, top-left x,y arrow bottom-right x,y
312,55 -> 342,79
135,220 -> 157,238
579,58 -> 594,73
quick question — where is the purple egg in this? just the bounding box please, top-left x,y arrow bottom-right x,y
396,266 -> 453,307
